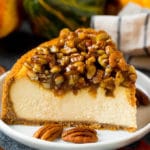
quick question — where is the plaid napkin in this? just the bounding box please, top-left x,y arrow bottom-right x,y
91,3 -> 150,70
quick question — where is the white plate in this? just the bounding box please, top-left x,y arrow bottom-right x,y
0,71 -> 150,150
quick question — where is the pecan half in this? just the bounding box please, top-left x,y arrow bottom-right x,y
33,124 -> 63,141
61,127 -> 98,143
0,65 -> 6,75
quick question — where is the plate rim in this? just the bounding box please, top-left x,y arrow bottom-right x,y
0,119 -> 149,149
0,70 -> 150,149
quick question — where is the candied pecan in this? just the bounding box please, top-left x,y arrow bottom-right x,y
109,51 -> 122,68
117,58 -> 128,71
92,70 -> 104,84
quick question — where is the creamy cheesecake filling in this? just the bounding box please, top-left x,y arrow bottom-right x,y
10,77 -> 136,128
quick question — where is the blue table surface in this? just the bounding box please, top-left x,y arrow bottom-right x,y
0,31 -> 149,150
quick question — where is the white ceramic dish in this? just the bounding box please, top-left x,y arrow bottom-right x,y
0,71 -> 149,150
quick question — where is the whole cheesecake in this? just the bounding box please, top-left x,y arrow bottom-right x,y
1,28 -> 137,131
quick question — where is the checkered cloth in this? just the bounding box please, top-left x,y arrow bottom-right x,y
91,3 -> 150,70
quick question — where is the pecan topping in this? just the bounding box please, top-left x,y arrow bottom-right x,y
0,65 -> 6,75
24,28 -> 137,96
61,127 -> 98,143
136,88 -> 150,106
33,124 -> 63,141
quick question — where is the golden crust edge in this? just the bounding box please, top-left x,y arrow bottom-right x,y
3,119 -> 136,132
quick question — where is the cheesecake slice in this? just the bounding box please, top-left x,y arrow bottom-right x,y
1,28 -> 137,131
